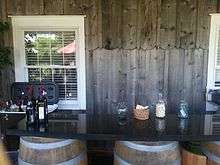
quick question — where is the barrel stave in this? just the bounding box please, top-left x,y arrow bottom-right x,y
114,141 -> 181,165
19,137 -> 87,165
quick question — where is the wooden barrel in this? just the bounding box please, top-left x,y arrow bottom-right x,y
202,141 -> 220,165
18,137 -> 87,165
114,141 -> 181,165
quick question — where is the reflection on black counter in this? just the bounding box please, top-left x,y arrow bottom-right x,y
155,118 -> 166,133
178,118 -> 189,134
2,109 -> 220,141
2,111 -> 87,135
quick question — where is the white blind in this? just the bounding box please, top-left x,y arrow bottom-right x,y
24,31 -> 77,100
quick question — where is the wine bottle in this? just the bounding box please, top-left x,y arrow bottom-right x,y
43,90 -> 48,125
18,100 -> 23,112
37,89 -> 48,130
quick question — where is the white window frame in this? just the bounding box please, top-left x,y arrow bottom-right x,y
11,16 -> 86,110
207,14 -> 220,90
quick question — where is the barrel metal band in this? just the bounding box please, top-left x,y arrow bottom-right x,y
203,149 -> 220,163
18,151 -> 86,165
114,153 -> 181,165
119,141 -> 178,152
20,138 -> 75,150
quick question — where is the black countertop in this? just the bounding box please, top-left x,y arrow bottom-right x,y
1,108 -> 220,141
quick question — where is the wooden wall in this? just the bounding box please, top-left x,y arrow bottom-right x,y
0,0 -> 220,113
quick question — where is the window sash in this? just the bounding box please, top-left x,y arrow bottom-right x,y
11,16 -> 86,110
207,14 -> 220,90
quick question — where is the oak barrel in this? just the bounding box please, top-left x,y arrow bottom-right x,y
202,141 -> 220,165
18,137 -> 87,165
114,141 -> 181,165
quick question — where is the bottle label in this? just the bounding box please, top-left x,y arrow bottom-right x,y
30,115 -> 34,123
39,107 -> 44,120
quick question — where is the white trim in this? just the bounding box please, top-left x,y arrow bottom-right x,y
207,14 -> 220,90
11,16 -> 86,110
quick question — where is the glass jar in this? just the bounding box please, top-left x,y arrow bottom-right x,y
116,102 -> 128,119
156,93 -> 166,118
178,100 -> 189,119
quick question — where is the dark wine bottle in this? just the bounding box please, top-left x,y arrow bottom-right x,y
19,91 -> 25,112
18,100 -> 23,112
26,101 -> 35,125
26,101 -> 35,131
36,90 -> 48,131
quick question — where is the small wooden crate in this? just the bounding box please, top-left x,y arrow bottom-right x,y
133,108 -> 149,120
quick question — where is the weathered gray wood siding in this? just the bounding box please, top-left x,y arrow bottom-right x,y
0,0 -> 219,113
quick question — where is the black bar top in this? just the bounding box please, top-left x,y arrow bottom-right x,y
1,108 -> 220,141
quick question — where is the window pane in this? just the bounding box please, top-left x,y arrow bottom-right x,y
63,32 -> 76,66
41,68 -> 52,82
54,68 -> 64,84
24,31 -> 76,66
66,84 -> 77,100
37,32 -> 51,65
216,69 -> 220,82
51,32 -> 63,65
25,31 -> 77,100
25,32 -> 38,65
58,84 -> 65,99
66,68 -> 77,83
28,68 -> 40,82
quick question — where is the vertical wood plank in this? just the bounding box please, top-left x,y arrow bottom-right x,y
176,0 -> 197,49
167,49 -> 184,111
123,49 -> 137,109
122,0 -> 138,49
101,0 -> 122,49
86,0 -> 102,50
93,49 -> 104,113
217,0 -> 220,12
136,49 -> 151,106
196,0 -> 218,49
202,50 -> 208,91
64,0 -> 85,15
192,49 -> 205,111
137,49 -> 165,107
25,0 -> 44,15
86,50 -> 95,113
137,0 -> 160,49
109,0 -> 123,49
109,49 -> 123,112
163,49 -> 170,101
159,0 -> 177,49
0,0 -> 15,100
44,0 -> 64,14
7,0 -> 26,15
101,0 -> 111,49
183,49 -> 194,110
